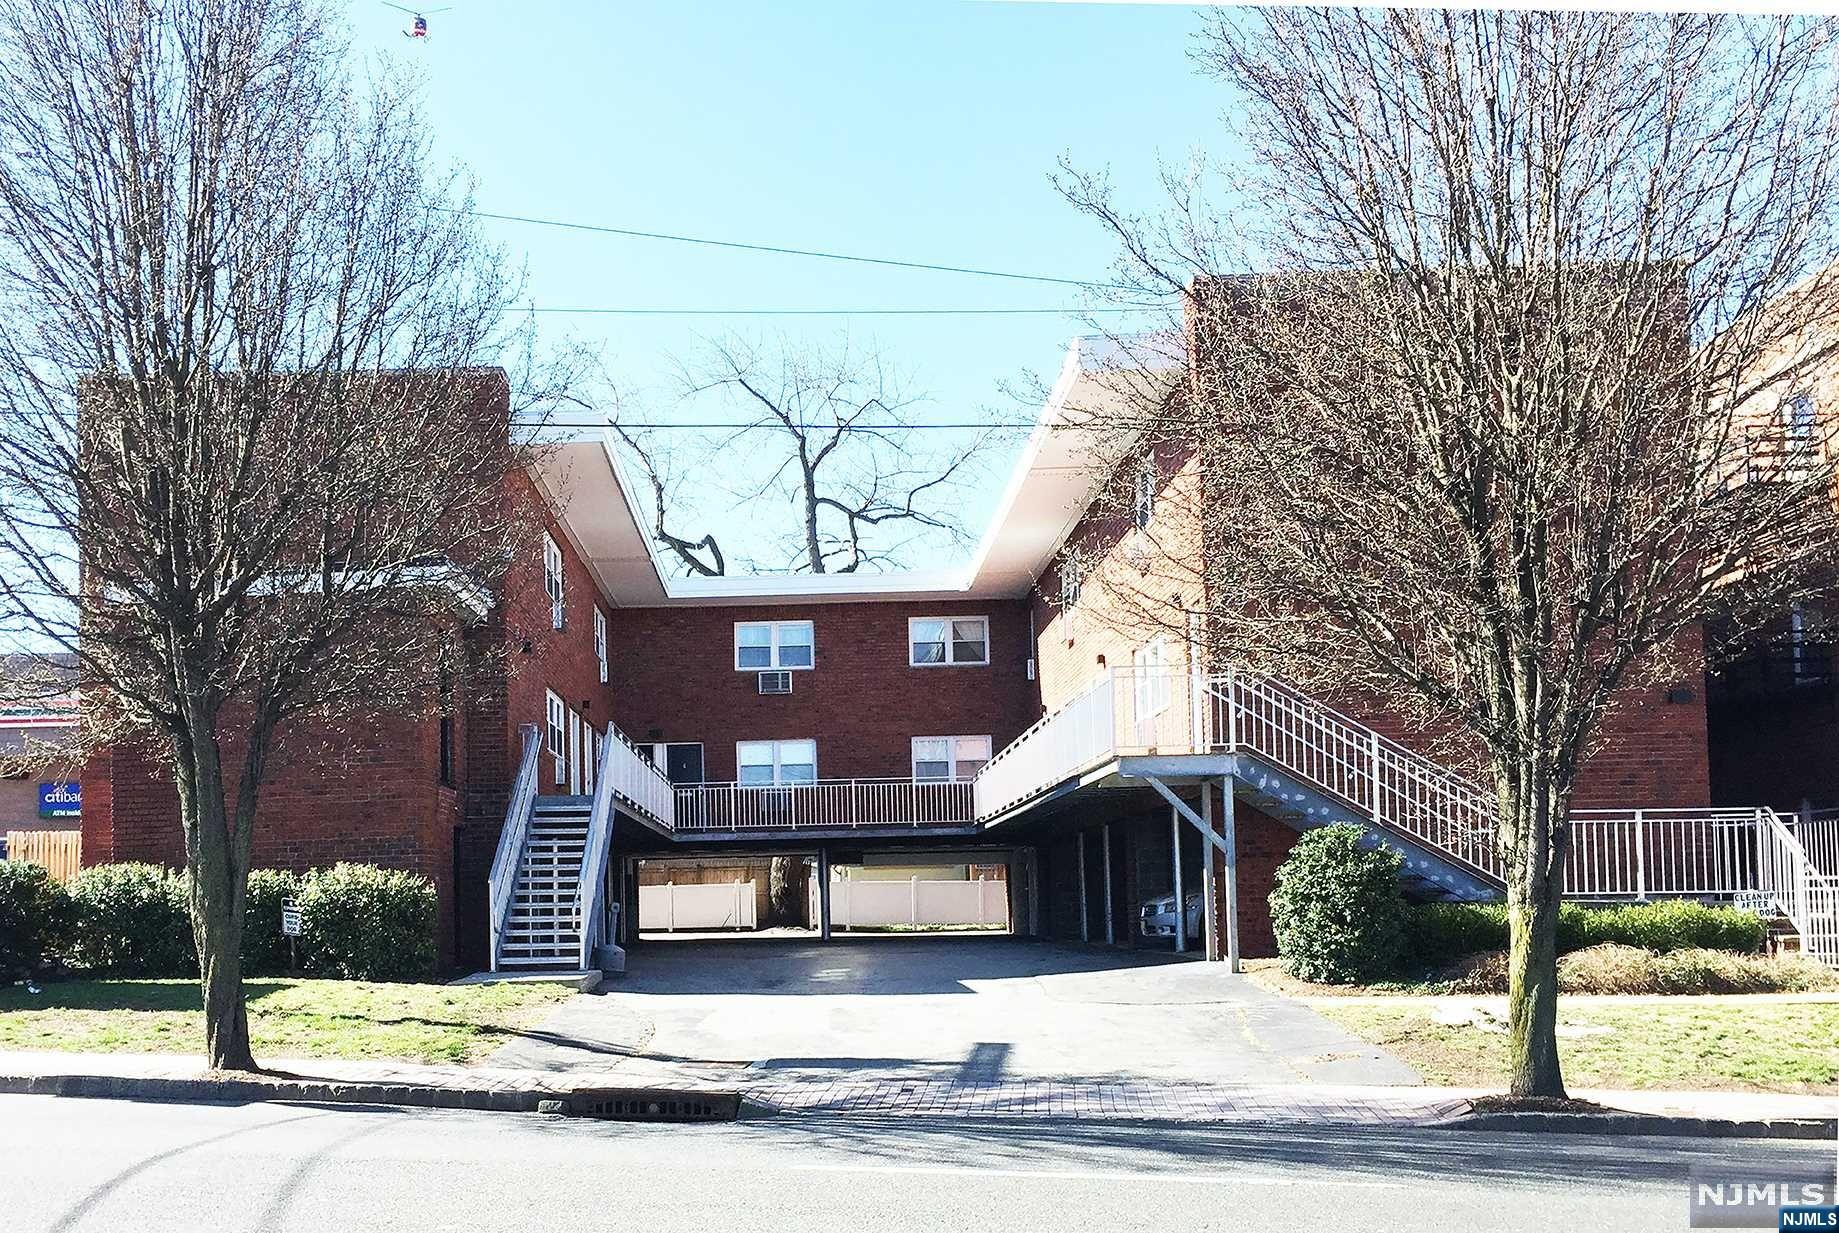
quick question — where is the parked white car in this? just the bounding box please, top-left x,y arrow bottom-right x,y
1139,891 -> 1203,940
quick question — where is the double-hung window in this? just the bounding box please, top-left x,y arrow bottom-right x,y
542,533 -> 565,630
911,735 -> 993,782
1059,556 -> 1082,607
544,690 -> 567,786
594,607 -> 609,684
737,739 -> 816,786
1131,638 -> 1172,720
909,616 -> 989,666
1132,453 -> 1158,531
735,621 -> 814,670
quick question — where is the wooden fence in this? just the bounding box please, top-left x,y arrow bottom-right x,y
4,829 -> 81,882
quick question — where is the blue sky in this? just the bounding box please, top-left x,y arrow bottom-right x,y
380,1 -> 1229,571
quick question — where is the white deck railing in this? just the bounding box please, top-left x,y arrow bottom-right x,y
1789,810 -> 1839,878
970,664 -> 1839,962
574,722 -> 677,967
487,724 -> 544,972
674,778 -> 975,832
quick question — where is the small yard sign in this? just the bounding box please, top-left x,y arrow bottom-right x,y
280,900 -> 302,936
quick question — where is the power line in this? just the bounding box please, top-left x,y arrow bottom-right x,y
528,419 -> 1057,430
442,206 -> 1156,293
520,305 -> 1163,317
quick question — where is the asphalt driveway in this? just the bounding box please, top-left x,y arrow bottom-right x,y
491,937 -> 1419,1089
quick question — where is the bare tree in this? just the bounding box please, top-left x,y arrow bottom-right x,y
612,336 -> 992,576
1060,9 -> 1839,1097
0,0 -> 542,1069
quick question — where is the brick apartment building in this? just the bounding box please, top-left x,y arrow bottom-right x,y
75,336 -> 1822,974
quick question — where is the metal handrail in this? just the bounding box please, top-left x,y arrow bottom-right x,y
675,777 -> 976,832
487,724 -> 543,972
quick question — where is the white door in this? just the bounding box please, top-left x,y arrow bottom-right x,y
568,711 -> 583,795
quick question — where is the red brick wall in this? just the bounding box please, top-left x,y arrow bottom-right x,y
1034,457 -> 1711,811
78,463 -> 626,969
609,599 -> 1038,782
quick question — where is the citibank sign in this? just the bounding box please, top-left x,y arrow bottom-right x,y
37,782 -> 80,818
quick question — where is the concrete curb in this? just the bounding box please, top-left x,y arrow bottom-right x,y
1450,1110 -> 1837,1140
0,1072 -> 741,1121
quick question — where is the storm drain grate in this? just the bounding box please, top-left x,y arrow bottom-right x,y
560,1088 -> 740,1122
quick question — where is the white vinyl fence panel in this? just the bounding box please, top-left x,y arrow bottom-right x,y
821,877 -> 1009,930
639,880 -> 758,932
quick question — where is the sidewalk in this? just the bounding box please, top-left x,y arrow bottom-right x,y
0,1048 -> 1831,1136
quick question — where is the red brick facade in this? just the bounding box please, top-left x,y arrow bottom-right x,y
76,364 -> 1735,972
609,600 -> 1037,783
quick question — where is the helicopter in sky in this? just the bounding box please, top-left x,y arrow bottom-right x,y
382,3 -> 451,39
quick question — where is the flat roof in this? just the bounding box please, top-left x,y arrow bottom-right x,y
530,334 -> 1180,608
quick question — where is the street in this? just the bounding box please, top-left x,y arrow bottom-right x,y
2,1094 -> 1820,1232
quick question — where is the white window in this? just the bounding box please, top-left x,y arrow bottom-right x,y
1059,555 -> 1082,608
737,739 -> 816,786
909,616 -> 990,666
735,620 -> 814,671
1787,391 -> 1818,442
912,735 -> 993,782
544,690 -> 567,786
1131,638 -> 1171,719
594,607 -> 609,684
1132,452 -> 1158,531
542,533 -> 564,630
583,727 -> 598,796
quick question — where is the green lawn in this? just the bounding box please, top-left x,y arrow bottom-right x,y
0,979 -> 575,1065
1320,1001 -> 1839,1092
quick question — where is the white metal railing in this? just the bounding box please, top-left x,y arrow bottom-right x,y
487,724 -> 544,972
573,722 -> 676,967
974,667 -> 1218,819
674,778 -> 976,832
970,664 -> 1839,964
1757,807 -> 1839,965
1789,809 -> 1839,878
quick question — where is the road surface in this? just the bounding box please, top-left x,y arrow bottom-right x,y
1,1094 -> 1823,1232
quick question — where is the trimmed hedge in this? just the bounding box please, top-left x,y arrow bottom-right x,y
296,863 -> 437,981
66,862 -> 197,977
1270,824 -> 1408,983
1402,899 -> 1767,969
0,862 -> 75,983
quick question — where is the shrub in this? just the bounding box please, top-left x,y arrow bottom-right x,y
242,869 -> 308,975
0,862 -> 76,983
1652,948 -> 1838,995
66,862 -> 196,977
1401,899 -> 1768,970
1568,901 -> 1766,956
1270,824 -> 1408,983
1401,902 -> 1508,968
1556,943 -> 1658,995
297,863 -> 436,981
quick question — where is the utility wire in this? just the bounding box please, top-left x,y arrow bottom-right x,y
528,419 -> 1055,430
441,206 -> 1157,293
520,305 -> 1163,317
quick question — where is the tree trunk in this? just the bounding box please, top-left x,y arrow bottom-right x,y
173,719 -> 259,1073
1501,773 -> 1569,1099
1505,868 -> 1564,1097
768,856 -> 798,925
